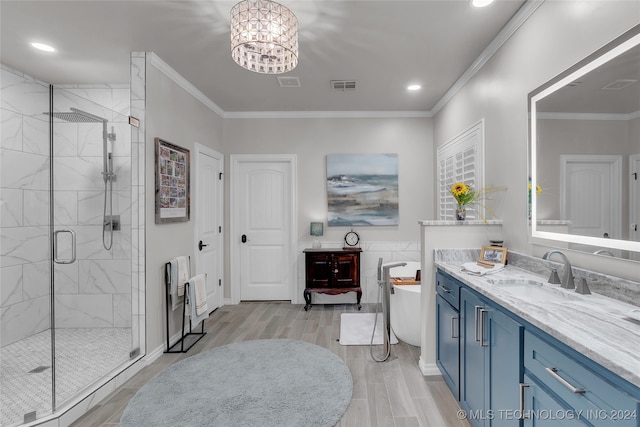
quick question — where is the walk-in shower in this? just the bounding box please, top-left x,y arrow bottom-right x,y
46,107 -> 118,250
1,66 -> 141,427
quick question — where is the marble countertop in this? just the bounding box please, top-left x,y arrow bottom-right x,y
419,220 -> 502,226
435,261 -> 640,389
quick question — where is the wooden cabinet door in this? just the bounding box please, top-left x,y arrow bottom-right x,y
333,253 -> 359,288
437,294 -> 460,400
487,308 -> 523,427
460,288 -> 487,427
306,253 -> 331,288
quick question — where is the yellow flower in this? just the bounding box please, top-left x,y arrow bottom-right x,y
528,182 -> 542,195
451,182 -> 469,197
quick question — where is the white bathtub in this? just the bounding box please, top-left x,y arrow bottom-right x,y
389,262 -> 421,347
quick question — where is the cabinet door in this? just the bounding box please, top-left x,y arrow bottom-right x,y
523,375 -> 587,427
487,308 -> 523,427
306,253 -> 331,287
437,294 -> 460,400
333,253 -> 359,288
460,288 -> 487,427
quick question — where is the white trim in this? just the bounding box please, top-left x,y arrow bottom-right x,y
430,0 -> 544,115
144,0 -> 541,121
224,110 -> 432,119
419,358 -> 441,376
148,52 -> 225,117
538,111 -> 640,121
193,143 -> 225,310
230,154 -> 298,305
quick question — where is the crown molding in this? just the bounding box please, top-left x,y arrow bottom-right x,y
148,52 -> 225,117
223,110 -> 432,119
430,0 -> 544,115
147,0 -> 543,120
538,110 -> 640,121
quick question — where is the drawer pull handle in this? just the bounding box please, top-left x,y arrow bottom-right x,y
451,316 -> 459,339
545,367 -> 585,394
474,305 -> 483,342
519,383 -> 529,419
479,308 -> 488,347
438,283 -> 451,293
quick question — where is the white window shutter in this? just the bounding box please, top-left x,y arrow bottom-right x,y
437,121 -> 484,220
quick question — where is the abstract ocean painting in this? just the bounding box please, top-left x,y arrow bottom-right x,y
326,154 -> 399,226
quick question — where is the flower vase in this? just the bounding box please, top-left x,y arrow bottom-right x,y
455,207 -> 466,221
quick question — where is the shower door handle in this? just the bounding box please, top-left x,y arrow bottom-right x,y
53,229 -> 76,264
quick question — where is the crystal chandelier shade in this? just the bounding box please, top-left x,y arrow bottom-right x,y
230,0 -> 299,74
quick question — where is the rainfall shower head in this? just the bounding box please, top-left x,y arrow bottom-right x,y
45,107 -> 106,123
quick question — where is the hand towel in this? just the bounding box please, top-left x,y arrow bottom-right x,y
461,262 -> 505,276
187,274 -> 209,327
168,256 -> 189,311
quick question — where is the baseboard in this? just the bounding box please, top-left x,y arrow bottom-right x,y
419,357 -> 441,376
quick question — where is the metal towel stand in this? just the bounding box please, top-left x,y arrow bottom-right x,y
164,257 -> 206,353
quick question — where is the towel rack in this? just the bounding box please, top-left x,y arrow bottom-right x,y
164,258 -> 206,353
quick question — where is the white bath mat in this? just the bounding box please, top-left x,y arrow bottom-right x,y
339,313 -> 398,346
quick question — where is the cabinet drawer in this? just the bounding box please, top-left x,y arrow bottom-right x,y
436,271 -> 460,309
524,330 -> 639,426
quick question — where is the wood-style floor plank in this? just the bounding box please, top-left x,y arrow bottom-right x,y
71,302 -> 469,427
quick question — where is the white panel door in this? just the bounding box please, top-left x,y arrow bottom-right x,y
195,144 -> 223,311
561,155 -> 621,253
235,158 -> 294,301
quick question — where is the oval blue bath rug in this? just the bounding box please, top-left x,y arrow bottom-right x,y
120,339 -> 353,427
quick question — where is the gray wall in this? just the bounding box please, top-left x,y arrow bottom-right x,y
223,116 -> 433,243
432,0 -> 640,280
143,1 -> 640,353
145,60 -> 224,351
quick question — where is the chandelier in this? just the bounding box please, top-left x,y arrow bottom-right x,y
230,0 -> 299,74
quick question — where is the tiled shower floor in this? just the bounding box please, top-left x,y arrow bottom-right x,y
0,328 -> 131,427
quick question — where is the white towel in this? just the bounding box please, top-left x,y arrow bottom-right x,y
461,262 -> 505,276
187,274 -> 209,326
168,256 -> 189,311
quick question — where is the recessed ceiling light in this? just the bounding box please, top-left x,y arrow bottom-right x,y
407,84 -> 421,91
471,0 -> 494,7
31,42 -> 55,52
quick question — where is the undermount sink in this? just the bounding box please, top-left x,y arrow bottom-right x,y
486,279 -> 582,301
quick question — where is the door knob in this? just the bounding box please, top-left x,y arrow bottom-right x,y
198,240 -> 209,251
241,234 -> 247,243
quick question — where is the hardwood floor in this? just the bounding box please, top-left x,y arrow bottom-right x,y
71,302 -> 470,427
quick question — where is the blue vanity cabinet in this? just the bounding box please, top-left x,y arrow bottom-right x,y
522,331 -> 640,427
459,286 -> 524,427
522,374 -> 586,427
436,271 -> 461,399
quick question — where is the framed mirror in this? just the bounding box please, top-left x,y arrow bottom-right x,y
529,24 -> 640,259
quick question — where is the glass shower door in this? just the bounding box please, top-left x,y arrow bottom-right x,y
0,70 -> 55,426
51,86 -> 134,409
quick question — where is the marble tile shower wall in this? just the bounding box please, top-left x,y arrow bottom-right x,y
0,65 -> 132,346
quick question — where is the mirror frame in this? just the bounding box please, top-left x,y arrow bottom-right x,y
529,24 -> 640,254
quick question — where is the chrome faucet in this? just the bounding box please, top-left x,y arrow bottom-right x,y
542,250 -> 575,290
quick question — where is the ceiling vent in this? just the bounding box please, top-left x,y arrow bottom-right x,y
601,79 -> 637,90
331,80 -> 357,91
277,76 -> 301,88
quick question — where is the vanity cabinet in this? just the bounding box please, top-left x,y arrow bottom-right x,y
436,271 -> 461,399
436,267 -> 640,427
522,331 -> 640,427
436,270 -> 523,427
459,287 -> 523,427
523,373 -> 585,427
303,248 -> 362,311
